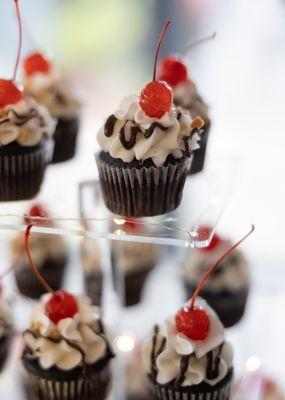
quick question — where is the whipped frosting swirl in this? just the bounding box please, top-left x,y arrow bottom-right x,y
184,240 -> 249,291
97,95 -> 204,167
0,96 -> 56,147
23,294 -> 113,370
23,67 -> 82,119
174,80 -> 209,123
143,298 -> 233,387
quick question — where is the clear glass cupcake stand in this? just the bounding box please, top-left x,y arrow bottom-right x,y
0,170 -> 261,399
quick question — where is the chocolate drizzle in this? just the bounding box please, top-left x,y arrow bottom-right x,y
175,355 -> 191,387
206,343 -> 224,380
144,122 -> 168,138
150,325 -> 166,381
104,114 -> 117,137
119,123 -> 141,150
0,108 -> 47,129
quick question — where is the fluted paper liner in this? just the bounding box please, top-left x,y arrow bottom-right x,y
189,125 -> 210,175
0,139 -> 53,201
96,153 -> 190,217
52,117 -> 80,164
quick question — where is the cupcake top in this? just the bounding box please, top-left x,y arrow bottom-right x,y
0,297 -> 12,339
22,52 -> 82,120
81,239 -> 101,275
23,292 -> 113,370
97,94 -> 204,167
0,94 -> 56,147
143,297 -> 233,387
184,232 -> 249,291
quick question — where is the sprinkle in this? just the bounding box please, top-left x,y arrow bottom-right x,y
18,130 -> 27,141
191,116 -> 204,129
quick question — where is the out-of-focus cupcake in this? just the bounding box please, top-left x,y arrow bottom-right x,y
22,52 -> 82,163
143,297 -> 234,399
0,290 -> 13,372
260,376 -> 284,400
22,291 -> 114,400
158,56 -> 211,175
183,228 -> 250,328
81,238 -> 103,306
12,204 -> 67,299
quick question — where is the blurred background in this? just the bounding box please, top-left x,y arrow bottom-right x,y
0,0 -> 285,398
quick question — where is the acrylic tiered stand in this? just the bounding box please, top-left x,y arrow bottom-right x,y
0,170 -> 262,399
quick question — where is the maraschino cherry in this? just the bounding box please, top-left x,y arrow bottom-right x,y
0,0 -> 23,109
175,225 -> 255,341
23,52 -> 51,76
139,21 -> 173,118
157,32 -> 216,88
25,224 -> 79,324
197,225 -> 224,252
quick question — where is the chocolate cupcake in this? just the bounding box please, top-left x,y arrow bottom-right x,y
158,54 -> 211,175
0,295 -> 13,372
96,22 -> 204,217
0,92 -> 56,201
183,229 -> 250,328
81,238 -> 103,307
22,52 -> 82,164
22,292 -> 114,400
12,205 -> 67,299
142,297 -> 233,400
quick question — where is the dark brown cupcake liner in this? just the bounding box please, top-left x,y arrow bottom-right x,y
96,152 -> 190,217
150,368 -> 233,400
0,139 -> 53,201
189,125 -> 210,175
0,329 -> 12,372
15,257 -> 66,300
184,282 -> 249,328
52,116 -> 80,164
23,356 -> 111,400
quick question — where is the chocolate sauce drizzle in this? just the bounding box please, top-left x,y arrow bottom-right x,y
206,344 -> 224,380
119,123 -> 141,150
150,325 -> 166,380
0,108 -> 47,129
104,114 -> 117,137
175,355 -> 191,387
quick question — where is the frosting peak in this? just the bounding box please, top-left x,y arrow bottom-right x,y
98,95 -> 204,167
23,294 -> 112,371
143,298 -> 233,387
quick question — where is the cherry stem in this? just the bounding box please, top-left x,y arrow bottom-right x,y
190,224 -> 255,310
25,224 -> 56,296
13,0 -> 22,81
153,20 -> 171,82
181,31 -> 216,56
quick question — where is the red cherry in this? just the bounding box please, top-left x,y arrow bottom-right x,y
158,57 -> 188,87
197,226 -> 223,252
23,52 -> 51,76
175,305 -> 210,341
140,81 -> 173,118
29,204 -> 48,218
0,79 -> 23,109
123,218 -> 140,232
45,290 -> 79,324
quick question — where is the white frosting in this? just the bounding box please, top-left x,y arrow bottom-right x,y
11,233 -> 66,267
174,80 -> 209,121
143,298 -> 233,387
184,240 -> 249,291
97,95 -> 202,167
23,294 -> 109,370
81,239 -> 101,274
0,96 -> 56,147
0,300 -> 12,339
23,67 -> 82,119
112,241 -> 157,273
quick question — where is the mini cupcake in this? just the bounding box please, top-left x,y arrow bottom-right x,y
0,290 -> 13,372
158,34 -> 214,174
82,222 -> 158,307
22,291 -> 114,400
96,21 -> 204,217
12,204 -> 67,299
143,298 -> 233,400
183,228 -> 250,328
22,52 -> 82,163
81,238 -> 103,307
0,3 -> 56,201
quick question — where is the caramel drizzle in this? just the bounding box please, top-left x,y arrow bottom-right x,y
206,343 -> 224,380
